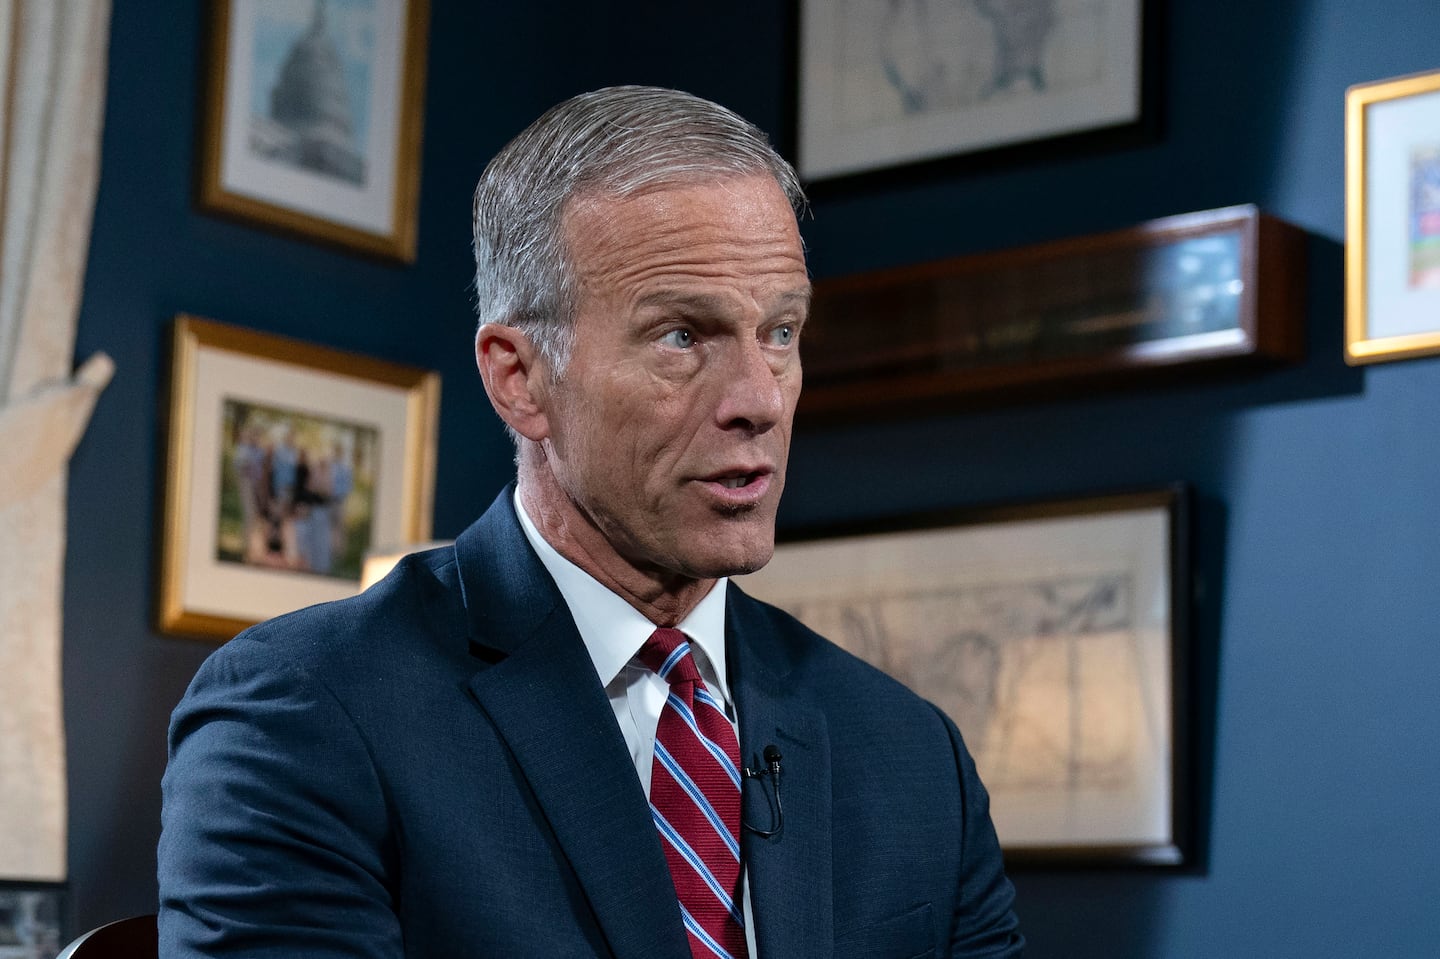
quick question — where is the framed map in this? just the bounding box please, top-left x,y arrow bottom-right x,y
739,486 -> 1190,866
796,0 -> 1153,181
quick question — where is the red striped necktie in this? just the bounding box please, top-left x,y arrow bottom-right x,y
638,628 -> 749,959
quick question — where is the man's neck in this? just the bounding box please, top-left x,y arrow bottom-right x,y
516,475 -> 715,628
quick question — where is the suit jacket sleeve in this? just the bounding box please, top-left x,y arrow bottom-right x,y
158,632 -> 402,958
938,703 -> 1025,958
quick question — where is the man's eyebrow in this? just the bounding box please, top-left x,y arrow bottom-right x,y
634,288 -> 813,314
775,287 -> 813,313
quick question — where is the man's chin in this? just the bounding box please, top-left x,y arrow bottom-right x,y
685,540 -> 776,579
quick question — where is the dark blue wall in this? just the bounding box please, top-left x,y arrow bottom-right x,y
65,1 -> 1440,955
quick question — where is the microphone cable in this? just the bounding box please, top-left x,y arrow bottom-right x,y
741,745 -> 784,839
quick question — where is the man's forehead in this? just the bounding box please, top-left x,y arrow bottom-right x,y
560,177 -> 805,278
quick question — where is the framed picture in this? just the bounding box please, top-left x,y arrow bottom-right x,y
800,204 -> 1306,420
739,486 -> 1190,866
198,0 -> 430,262
159,315 -> 440,641
795,0 -> 1152,181
1345,68 -> 1440,364
0,883 -> 64,959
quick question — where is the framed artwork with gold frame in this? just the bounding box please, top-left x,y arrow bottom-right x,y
198,0 -> 430,262
1345,67 -> 1440,364
158,315 -> 439,641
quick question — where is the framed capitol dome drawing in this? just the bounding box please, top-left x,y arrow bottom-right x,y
198,0 -> 430,262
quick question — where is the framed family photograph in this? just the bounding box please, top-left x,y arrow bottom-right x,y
159,315 -> 439,641
1345,67 -> 1440,364
739,486 -> 1190,866
198,0 -> 430,261
795,0 -> 1152,181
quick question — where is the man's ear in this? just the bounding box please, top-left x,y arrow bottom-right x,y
475,323 -> 551,441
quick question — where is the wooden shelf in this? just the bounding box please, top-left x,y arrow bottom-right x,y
800,205 -> 1307,420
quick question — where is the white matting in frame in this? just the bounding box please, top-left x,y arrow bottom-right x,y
797,0 -> 1145,180
160,315 -> 439,641
1346,68 -> 1440,364
739,487 -> 1188,866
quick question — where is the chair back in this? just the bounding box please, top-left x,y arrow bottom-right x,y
55,913 -> 157,959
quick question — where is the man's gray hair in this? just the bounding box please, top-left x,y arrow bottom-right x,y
472,85 -> 806,373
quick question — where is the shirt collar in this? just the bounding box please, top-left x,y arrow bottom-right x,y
512,489 -> 732,705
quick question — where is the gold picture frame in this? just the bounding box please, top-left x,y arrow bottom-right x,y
198,0 -> 430,262
1345,67 -> 1440,364
159,315 -> 440,641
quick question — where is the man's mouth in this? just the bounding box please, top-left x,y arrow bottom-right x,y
699,468 -> 774,505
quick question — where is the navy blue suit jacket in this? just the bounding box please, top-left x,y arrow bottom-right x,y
159,489 -> 1023,958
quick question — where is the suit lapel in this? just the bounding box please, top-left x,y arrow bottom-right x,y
455,492 -> 690,959
728,587 -> 833,959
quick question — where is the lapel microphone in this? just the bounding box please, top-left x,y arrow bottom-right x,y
741,745 -> 784,839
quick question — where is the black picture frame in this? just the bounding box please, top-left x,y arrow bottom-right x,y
793,0 -> 1162,188
0,881 -> 66,957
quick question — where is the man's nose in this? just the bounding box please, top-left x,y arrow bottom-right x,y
714,337 -> 789,435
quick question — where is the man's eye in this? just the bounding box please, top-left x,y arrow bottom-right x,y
769,324 -> 795,346
660,329 -> 694,348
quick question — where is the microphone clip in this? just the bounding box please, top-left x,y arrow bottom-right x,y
741,745 -> 784,839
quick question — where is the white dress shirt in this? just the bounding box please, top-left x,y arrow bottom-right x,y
513,491 -> 759,956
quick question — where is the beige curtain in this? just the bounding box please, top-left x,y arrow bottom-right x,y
0,0 -> 113,882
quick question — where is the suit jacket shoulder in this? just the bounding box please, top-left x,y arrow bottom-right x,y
160,488 -> 692,959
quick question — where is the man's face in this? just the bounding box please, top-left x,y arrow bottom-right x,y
538,174 -> 810,583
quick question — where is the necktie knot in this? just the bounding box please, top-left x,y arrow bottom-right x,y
639,627 -> 703,686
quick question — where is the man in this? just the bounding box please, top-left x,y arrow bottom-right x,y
159,85 -> 1023,958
